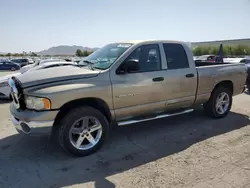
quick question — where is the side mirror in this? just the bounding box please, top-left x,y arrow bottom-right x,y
117,59 -> 139,75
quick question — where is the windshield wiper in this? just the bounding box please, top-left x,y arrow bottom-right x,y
82,60 -> 93,64
92,66 -> 106,70
77,60 -> 95,70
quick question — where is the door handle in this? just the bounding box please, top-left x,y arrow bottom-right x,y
185,73 -> 194,78
152,77 -> 164,82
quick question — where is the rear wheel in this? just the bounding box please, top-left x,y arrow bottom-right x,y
57,106 -> 109,156
203,87 -> 232,118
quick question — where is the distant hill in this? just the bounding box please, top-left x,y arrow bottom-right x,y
38,45 -> 99,55
192,38 -> 250,48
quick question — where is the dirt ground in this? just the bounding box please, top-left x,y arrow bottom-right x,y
0,93 -> 250,188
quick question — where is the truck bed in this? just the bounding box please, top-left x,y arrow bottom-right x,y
195,62 -> 247,105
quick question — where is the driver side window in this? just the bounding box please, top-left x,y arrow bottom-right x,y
125,44 -> 161,73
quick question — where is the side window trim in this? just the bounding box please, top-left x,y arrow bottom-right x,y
159,43 -> 168,69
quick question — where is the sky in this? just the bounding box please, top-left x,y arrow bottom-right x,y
1,0 -> 250,52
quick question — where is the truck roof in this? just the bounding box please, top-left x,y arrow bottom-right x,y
119,40 -> 185,45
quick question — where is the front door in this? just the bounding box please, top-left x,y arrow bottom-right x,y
110,44 -> 167,121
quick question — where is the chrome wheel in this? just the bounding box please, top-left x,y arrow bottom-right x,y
216,92 -> 230,115
69,116 -> 102,150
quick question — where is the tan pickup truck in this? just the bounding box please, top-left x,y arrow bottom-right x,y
9,40 -> 247,156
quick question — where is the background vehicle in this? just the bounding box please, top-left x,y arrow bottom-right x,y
0,72 -> 20,98
238,58 -> 250,90
0,61 -> 75,99
21,61 -> 75,73
222,58 -> 250,90
194,55 -> 215,62
194,55 -> 224,63
193,56 -> 200,60
11,58 -> 29,67
0,61 -> 20,71
9,40 -> 247,157
20,59 -> 66,73
224,58 -> 250,64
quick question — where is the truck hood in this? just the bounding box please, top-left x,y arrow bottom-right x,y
14,66 -> 100,88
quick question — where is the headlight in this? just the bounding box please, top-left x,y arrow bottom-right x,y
25,96 -> 51,110
0,81 -> 9,87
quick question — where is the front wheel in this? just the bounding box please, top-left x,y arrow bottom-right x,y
247,81 -> 250,91
57,106 -> 109,156
203,87 -> 232,118
11,67 -> 16,71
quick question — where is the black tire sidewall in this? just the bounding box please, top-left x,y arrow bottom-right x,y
210,87 -> 232,118
58,107 -> 109,156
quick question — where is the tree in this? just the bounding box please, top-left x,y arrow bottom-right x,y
75,49 -> 83,57
31,52 -> 38,57
82,50 -> 92,57
193,46 -> 202,56
192,45 -> 250,56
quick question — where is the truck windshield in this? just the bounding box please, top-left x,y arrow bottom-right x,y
78,43 -> 132,70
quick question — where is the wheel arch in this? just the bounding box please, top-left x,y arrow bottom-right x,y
212,80 -> 234,94
54,98 -> 113,126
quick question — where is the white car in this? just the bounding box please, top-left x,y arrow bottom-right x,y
0,72 -> 20,99
224,58 -> 250,64
0,61 -> 75,99
20,59 -> 66,73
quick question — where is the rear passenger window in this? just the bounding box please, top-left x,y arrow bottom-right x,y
163,43 -> 189,69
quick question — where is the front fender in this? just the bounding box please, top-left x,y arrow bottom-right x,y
24,75 -> 113,110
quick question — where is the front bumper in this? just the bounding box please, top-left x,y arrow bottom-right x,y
11,115 -> 54,135
10,103 -> 59,136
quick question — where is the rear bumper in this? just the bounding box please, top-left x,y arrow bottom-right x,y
10,103 -> 59,136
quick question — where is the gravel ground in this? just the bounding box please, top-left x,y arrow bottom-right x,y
0,94 -> 250,188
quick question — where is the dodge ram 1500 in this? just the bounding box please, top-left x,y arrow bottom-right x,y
9,40 -> 247,156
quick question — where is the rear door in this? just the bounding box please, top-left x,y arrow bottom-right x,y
161,43 -> 197,110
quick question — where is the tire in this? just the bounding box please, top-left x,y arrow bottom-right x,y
247,81 -> 250,91
203,87 -> 232,118
11,67 -> 16,71
57,106 -> 109,156
9,94 -> 13,101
